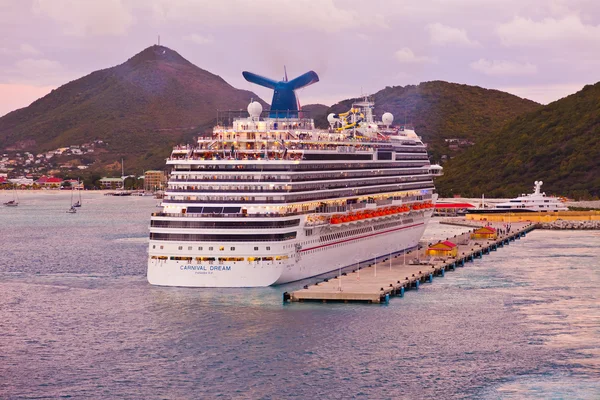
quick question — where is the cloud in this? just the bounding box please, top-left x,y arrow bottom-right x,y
394,47 -> 435,64
19,43 -> 41,55
497,15 -> 600,47
470,59 -> 537,76
427,23 -> 479,47
148,0 -> 387,33
183,34 -> 214,45
32,0 -> 133,36
0,83 -> 55,117
4,58 -> 68,86
498,83 -> 585,104
15,58 -> 61,72
0,43 -> 42,56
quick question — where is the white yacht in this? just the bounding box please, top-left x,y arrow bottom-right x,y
471,181 -> 568,213
147,70 -> 442,287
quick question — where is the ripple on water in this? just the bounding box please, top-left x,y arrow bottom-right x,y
0,194 -> 599,399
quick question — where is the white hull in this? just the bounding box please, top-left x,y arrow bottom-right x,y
147,211 -> 432,287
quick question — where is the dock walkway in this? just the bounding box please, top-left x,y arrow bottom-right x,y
285,221 -> 535,304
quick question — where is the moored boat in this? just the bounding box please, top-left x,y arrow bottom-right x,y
467,181 -> 568,214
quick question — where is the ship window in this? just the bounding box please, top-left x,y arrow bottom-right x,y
266,246 -> 271,251
209,246 -> 213,250
160,245 -> 164,249
230,247 -> 235,251
188,246 -> 192,250
152,245 -> 155,249
198,247 -> 203,250
178,246 -> 183,250
254,247 -> 259,251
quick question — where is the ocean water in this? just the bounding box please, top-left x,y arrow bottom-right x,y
1,192 -> 599,399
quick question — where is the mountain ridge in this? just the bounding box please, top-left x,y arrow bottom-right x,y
0,45 -> 267,171
436,82 -> 600,198
316,81 -> 542,161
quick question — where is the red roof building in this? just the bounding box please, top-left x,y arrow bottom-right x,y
471,226 -> 498,240
427,240 -> 458,257
36,175 -> 63,187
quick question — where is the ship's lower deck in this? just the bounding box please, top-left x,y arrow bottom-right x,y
147,210 -> 432,287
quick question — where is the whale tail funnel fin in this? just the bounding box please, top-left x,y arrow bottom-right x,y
242,69 -> 319,118
242,71 -> 277,89
287,71 -> 319,91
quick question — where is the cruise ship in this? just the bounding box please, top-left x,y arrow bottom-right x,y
147,69 -> 442,287
468,181 -> 568,214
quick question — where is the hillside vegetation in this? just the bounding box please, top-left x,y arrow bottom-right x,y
301,103 -> 329,121
0,45 -> 265,172
317,81 -> 541,161
436,82 -> 600,199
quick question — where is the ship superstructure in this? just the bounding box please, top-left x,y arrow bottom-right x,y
148,71 -> 442,287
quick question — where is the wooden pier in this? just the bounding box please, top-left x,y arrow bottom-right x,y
284,221 -> 536,304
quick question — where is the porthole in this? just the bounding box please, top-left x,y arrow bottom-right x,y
178,246 -> 183,250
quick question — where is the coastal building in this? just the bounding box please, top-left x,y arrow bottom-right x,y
99,177 -> 124,189
64,179 -> 83,190
471,226 -> 498,240
426,241 -> 458,257
144,170 -> 166,191
36,175 -> 63,188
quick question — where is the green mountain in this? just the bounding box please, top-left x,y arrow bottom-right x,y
436,82 -> 600,199
0,45 -> 266,172
317,81 -> 541,161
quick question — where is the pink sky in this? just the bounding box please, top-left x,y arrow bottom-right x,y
1,0 -> 599,117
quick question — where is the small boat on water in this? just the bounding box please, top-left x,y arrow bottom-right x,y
4,185 -> 19,206
468,181 -> 568,214
73,181 -> 82,207
67,188 -> 78,213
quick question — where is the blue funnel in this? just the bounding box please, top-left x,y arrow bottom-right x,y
243,70 -> 319,118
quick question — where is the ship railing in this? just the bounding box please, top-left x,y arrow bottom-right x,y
161,184 -> 436,204
152,211 -> 307,218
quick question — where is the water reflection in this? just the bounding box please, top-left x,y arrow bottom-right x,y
0,193 -> 598,398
